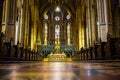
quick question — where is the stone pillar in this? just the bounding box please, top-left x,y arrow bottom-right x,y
63,22 -> 66,45
39,18 -> 43,45
51,11 -> 54,44
87,0 -> 92,47
30,0 -> 34,50
14,0 -> 20,45
2,0 -> 17,44
80,0 -> 85,48
85,0 -> 97,48
48,21 -> 50,44
104,0 -> 113,36
24,0 -> 29,48
71,18 -> 76,49
85,0 -> 91,48
0,0 -> 4,32
74,6 -> 79,50
47,22 -> 50,43
36,18 -> 42,51
75,5 -> 80,50
30,0 -> 40,50
90,0 -> 97,44
19,0 -> 25,47
60,13 -> 64,44
97,0 -> 112,42
119,0 -> 120,5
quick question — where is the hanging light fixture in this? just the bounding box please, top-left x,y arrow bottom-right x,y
55,0 -> 61,12
55,6 -> 61,12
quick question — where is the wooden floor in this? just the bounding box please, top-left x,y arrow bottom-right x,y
0,61 -> 120,80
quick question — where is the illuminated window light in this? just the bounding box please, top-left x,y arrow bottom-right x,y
67,23 -> 71,45
44,15 -> 48,20
55,6 -> 61,12
44,23 -> 48,45
66,15 -> 71,20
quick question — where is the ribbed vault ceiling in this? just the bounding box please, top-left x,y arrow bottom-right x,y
37,0 -> 79,16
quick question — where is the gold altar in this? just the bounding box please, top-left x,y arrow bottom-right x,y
48,52 -> 67,61
47,45 -> 67,61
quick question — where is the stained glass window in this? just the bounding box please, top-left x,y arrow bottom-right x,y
66,15 -> 71,20
67,23 -> 70,45
55,25 -> 60,45
55,16 -> 60,21
15,21 -> 18,45
44,15 -> 48,20
44,23 -> 48,45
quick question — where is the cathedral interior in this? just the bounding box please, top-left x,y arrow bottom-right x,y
0,0 -> 120,80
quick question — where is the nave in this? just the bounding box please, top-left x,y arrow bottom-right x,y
0,0 -> 120,80
0,61 -> 120,80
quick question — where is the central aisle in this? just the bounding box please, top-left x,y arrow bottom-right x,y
0,61 -> 120,80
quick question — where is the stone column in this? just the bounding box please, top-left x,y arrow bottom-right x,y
32,4 -> 37,50
0,0 -> 4,31
64,22 -> 67,45
71,18 -> 76,48
15,1 -> 21,46
87,0 -> 92,46
60,13 -> 64,44
51,11 -> 54,44
24,0 -> 29,48
48,22 -> 50,43
80,0 -> 85,48
75,5 -> 80,50
19,0 -> 25,47
119,0 -> 120,5
90,0 -> 97,44
97,0 -> 112,42
2,0 -> 17,44
48,21 -> 50,44
104,0 -> 113,36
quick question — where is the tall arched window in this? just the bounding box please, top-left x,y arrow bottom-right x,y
15,20 -> 19,45
67,23 -> 70,45
55,25 -> 60,45
44,23 -> 48,45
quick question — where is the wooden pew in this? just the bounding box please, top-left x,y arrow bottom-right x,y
85,49 -> 89,60
83,49 -> 86,60
73,51 -> 80,61
0,35 -> 1,59
23,48 -> 26,61
88,47 -> 95,60
19,47 -> 24,60
10,45 -> 15,60
0,42 -> 6,60
3,42 -> 11,60
30,51 -> 33,61
28,50 -> 31,61
0,43 -> 15,61
80,48 -> 85,60
12,45 -> 19,60
93,44 -> 99,60
90,47 -> 95,60
80,49 -> 83,60
87,49 -> 89,60
105,38 -> 119,59
115,39 -> 120,59
97,42 -> 106,60
0,32 -> 5,60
